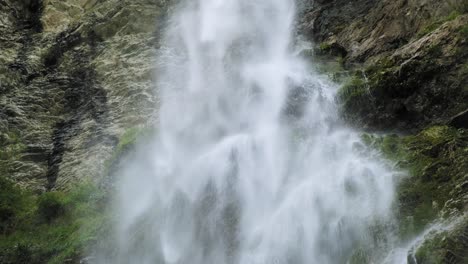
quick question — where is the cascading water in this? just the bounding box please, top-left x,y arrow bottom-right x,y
101,0 -> 398,263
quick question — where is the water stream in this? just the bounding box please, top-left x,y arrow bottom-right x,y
104,0 -> 397,263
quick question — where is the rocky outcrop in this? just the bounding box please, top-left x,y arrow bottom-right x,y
0,0 -> 169,191
411,217 -> 468,264
299,0 -> 468,132
340,15 -> 467,131
0,1 -> 170,261
298,1 -> 468,262
301,0 -> 467,62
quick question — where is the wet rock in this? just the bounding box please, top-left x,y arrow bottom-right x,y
298,0 -> 468,132
300,0 -> 467,63
412,217 -> 468,264
365,126 -> 468,245
335,15 -> 468,132
0,0 -> 171,190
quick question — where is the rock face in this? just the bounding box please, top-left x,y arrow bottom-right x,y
298,1 -> 468,262
301,0 -> 466,62
299,0 -> 468,132
0,0 -> 169,191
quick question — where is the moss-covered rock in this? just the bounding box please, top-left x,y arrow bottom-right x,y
37,192 -> 67,223
0,177 -> 34,235
364,126 -> 468,239
0,0 -> 170,191
338,15 -> 468,131
104,126 -> 156,177
416,11 -> 463,38
0,132 -> 26,161
299,0 -> 467,63
301,1 -> 468,262
412,217 -> 468,264
0,180 -> 110,264
301,1 -> 468,132
337,73 -> 369,109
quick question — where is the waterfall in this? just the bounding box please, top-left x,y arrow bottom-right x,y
101,0 -> 397,263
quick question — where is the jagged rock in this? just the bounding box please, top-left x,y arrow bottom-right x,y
299,2 -> 468,261
336,15 -> 468,132
449,109 -> 468,128
411,217 -> 468,264
300,0 -> 467,63
298,1 -> 467,132
0,0 -> 170,191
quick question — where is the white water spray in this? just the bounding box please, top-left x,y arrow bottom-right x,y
104,0 -> 397,263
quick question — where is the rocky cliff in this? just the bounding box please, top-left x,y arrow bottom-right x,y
1,1 -> 170,262
1,0 -> 169,192
300,0 -> 468,132
298,0 -> 467,262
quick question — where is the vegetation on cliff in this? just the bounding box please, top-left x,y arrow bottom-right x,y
0,123 -> 152,263
0,178 -> 109,264
363,126 -> 467,235
336,14 -> 468,131
301,1 -> 468,262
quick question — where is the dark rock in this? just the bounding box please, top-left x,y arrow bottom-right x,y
335,15 -> 468,132
449,108 -> 468,128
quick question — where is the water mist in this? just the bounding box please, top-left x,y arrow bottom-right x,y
102,0 -> 397,263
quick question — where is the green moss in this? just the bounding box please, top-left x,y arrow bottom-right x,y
417,23 -> 442,38
353,54 -> 442,114
337,74 -> 368,103
117,127 -> 142,153
362,58 -> 400,97
37,192 -> 67,223
446,11 -> 462,21
0,132 -> 26,160
367,59 -> 399,78
414,233 -> 446,264
458,24 -> 468,39
337,72 -> 380,124
104,126 -> 156,174
416,11 -> 462,38
418,126 -> 458,145
0,177 -> 34,234
315,41 -> 347,58
363,126 -> 468,240
427,44 -> 443,57
449,1 -> 468,14
116,126 -> 155,156
413,218 -> 468,264
0,180 -> 110,264
319,42 -> 332,51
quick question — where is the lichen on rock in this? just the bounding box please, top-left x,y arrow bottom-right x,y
0,0 -> 170,191
304,1 -> 468,260
336,14 -> 468,132
362,126 -> 468,261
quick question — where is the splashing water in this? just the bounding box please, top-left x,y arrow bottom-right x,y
105,0 -> 397,263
